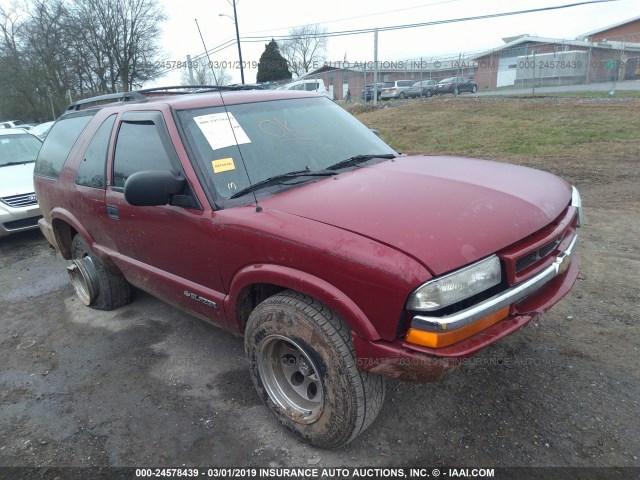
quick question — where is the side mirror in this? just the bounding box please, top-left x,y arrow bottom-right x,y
124,170 -> 186,206
370,128 -> 380,137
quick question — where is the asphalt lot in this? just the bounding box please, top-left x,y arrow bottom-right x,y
1,126 -> 639,475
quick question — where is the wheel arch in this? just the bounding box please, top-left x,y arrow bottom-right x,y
49,209 -> 120,272
226,264 -> 381,341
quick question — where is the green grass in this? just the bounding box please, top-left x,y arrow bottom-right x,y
491,90 -> 640,98
354,98 -> 640,161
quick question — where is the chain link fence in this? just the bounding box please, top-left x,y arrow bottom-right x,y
297,33 -> 640,101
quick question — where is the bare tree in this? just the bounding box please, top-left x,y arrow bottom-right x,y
279,24 -> 327,78
180,61 -> 232,86
70,0 -> 166,92
0,1 -> 71,120
0,0 -> 167,121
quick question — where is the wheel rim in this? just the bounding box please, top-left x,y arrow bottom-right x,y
67,255 -> 98,306
258,334 -> 324,424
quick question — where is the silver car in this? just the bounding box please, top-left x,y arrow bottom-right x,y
380,80 -> 415,100
0,129 -> 43,237
407,80 -> 437,98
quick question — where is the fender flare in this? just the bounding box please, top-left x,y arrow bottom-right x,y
225,264 -> 381,341
49,209 -> 116,270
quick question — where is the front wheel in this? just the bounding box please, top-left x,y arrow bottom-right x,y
245,291 -> 385,448
471,85 -> 478,93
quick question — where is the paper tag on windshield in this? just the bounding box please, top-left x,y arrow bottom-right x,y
212,158 -> 236,173
194,112 -> 251,151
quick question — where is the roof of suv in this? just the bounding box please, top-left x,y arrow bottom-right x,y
62,86 -> 323,116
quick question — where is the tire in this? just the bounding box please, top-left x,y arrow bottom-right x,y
454,86 -> 459,95
426,89 -> 433,97
245,290 -> 385,448
471,85 -> 477,93
70,235 -> 131,310
399,92 -> 406,99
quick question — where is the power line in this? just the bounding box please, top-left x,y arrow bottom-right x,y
155,0 -> 618,78
241,0 -> 618,40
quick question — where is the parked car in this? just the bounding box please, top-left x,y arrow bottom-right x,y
1,120 -> 26,129
277,78 -> 331,98
380,80 -> 415,100
34,86 -> 582,448
434,76 -> 478,95
407,79 -> 437,98
0,129 -> 43,237
29,121 -> 55,140
361,82 -> 393,101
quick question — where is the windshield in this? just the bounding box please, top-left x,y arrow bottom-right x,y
177,96 -> 396,202
0,133 -> 42,167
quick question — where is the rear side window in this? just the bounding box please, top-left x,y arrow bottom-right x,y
398,81 -> 414,87
76,115 -> 116,189
112,120 -> 175,189
35,113 -> 94,178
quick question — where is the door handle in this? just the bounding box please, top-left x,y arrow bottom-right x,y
107,204 -> 119,220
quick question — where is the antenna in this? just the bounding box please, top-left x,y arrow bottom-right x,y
194,19 -> 260,211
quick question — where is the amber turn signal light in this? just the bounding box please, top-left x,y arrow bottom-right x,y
406,306 -> 510,348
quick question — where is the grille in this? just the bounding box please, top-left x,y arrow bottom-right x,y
515,237 -> 561,272
0,192 -> 38,208
3,215 -> 42,230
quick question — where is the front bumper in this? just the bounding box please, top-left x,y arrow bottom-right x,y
412,234 -> 577,333
0,202 -> 42,237
352,248 -> 579,383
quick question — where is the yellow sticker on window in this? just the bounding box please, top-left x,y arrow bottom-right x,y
212,158 -> 236,173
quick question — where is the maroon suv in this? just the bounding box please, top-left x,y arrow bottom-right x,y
34,86 -> 582,448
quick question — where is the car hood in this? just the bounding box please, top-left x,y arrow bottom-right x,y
0,162 -> 36,197
260,156 -> 572,275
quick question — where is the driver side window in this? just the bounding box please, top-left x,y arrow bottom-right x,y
113,120 -> 175,189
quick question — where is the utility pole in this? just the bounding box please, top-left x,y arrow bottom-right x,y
373,28 -> 378,107
232,0 -> 245,84
187,54 -> 196,84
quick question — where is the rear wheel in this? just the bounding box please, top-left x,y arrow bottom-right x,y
471,85 -> 478,93
245,290 -> 385,448
426,89 -> 433,97
69,235 -> 131,310
399,91 -> 406,99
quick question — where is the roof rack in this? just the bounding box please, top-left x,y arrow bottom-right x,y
64,84 -> 265,113
66,92 -> 147,112
137,84 -> 265,95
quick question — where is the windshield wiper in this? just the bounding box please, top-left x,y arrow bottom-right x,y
229,168 -> 336,199
327,153 -> 396,171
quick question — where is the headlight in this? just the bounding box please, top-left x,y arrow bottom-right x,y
406,255 -> 501,311
571,186 -> 584,227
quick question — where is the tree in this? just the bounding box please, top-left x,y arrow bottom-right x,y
279,24 -> 327,78
0,0 -> 167,121
70,0 -> 166,91
180,61 -> 232,86
256,39 -> 291,83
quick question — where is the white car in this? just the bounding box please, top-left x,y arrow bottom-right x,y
0,129 -> 43,237
277,79 -> 332,98
1,120 -> 26,129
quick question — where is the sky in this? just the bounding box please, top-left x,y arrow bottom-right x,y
154,0 -> 639,85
